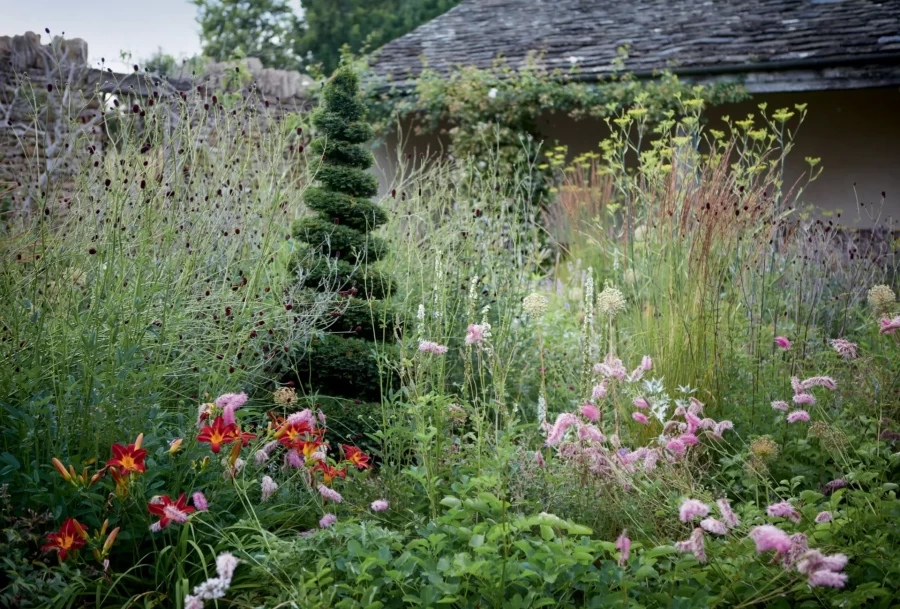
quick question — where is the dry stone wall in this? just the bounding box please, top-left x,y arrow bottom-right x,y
0,31 -> 315,217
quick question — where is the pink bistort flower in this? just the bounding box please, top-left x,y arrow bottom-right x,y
749,525 -> 792,553
192,492 -> 208,511
666,438 -> 687,454
318,484 -> 342,503
319,513 -> 337,528
716,498 -> 740,528
879,316 -> 900,335
800,376 -> 837,391
632,411 -> 649,425
580,403 -> 600,422
787,410 -> 811,423
679,499 -> 711,523
775,336 -> 792,350
418,340 -> 449,355
793,393 -> 816,406
700,518 -> 728,535
545,413 -> 578,446
831,339 -> 858,359
616,529 -> 631,566
815,511 -> 833,523
370,499 -> 389,512
767,500 -> 802,523
674,527 -> 706,563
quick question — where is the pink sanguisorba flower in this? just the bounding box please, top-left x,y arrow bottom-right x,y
775,336 -> 792,350
679,499 -> 710,523
787,410 -> 811,423
632,412 -> 649,425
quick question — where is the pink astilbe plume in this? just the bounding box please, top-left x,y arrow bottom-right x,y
787,410 -> 811,423
879,316 -> 900,335
679,499 -> 710,523
796,550 -> 849,588
767,500 -> 802,523
545,413 -> 578,446
793,393 -> 816,406
716,498 -> 740,528
808,570 -> 848,588
771,400 -> 789,411
749,525 -> 792,553
801,376 -> 837,391
775,336 -> 792,350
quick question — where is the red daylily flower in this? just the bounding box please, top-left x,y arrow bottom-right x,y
297,439 -> 324,461
148,493 -> 195,529
197,416 -> 237,453
313,461 -> 347,485
341,445 -> 370,470
228,426 -> 257,447
276,420 -> 316,448
107,442 -> 148,475
41,518 -> 87,561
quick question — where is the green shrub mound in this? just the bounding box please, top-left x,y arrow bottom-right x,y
290,66 -> 396,403
303,187 -> 388,231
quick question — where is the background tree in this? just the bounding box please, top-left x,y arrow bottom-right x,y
295,0 -> 461,74
194,0 -> 302,69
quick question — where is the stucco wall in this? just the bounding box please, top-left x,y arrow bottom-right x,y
374,87 -> 900,229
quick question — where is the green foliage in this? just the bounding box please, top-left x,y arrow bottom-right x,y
295,0 -> 461,75
290,66 -> 396,403
193,0 -> 302,68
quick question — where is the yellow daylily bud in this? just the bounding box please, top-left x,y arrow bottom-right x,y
229,441 -> 241,467
134,433 -> 144,450
100,519 -> 109,537
51,458 -> 72,481
168,438 -> 183,455
103,527 -> 120,553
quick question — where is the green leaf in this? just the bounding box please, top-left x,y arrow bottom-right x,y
469,534 -> 484,548
634,565 -> 659,579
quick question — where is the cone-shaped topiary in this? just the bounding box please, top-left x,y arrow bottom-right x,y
289,66 -> 396,402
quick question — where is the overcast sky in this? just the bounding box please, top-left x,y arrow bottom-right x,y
4,0 -> 303,72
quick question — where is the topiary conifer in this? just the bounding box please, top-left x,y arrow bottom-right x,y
290,66 -> 395,401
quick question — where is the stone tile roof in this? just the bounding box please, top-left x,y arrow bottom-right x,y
370,0 -> 900,88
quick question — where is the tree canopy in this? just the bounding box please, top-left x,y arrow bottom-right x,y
194,0 -> 461,74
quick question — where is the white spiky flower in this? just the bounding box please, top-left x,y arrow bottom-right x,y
597,284 -> 626,317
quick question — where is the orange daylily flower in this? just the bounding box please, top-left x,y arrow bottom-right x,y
341,445 -> 370,470
107,442 -> 148,475
197,416 -> 237,454
41,518 -> 87,561
313,461 -> 346,485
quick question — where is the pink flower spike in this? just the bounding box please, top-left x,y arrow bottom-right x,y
261,476 -> 278,502
771,400 -> 789,411
216,392 -> 248,411
545,413 -> 578,446
700,518 -> 728,535
787,410 -> 811,423
318,485 -> 342,503
319,513 -> 337,528
370,499 -> 389,512
192,492 -> 208,511
808,570 -> 848,588
767,500 -> 802,523
831,339 -> 858,359
679,433 -> 699,445
801,376 -> 837,391
791,376 -> 804,394
814,511 -> 833,524
591,382 -> 608,400
641,355 -> 652,371
679,499 -> 711,523
775,336 -> 792,350
633,397 -> 649,409
632,411 -> 649,425
580,403 -> 600,422
666,438 -> 686,454
879,315 -> 900,335
793,393 -> 816,406
465,324 -> 487,346
716,498 -> 740,528
578,423 -> 606,443
616,530 -> 631,566
418,340 -> 448,355
749,525 -> 792,553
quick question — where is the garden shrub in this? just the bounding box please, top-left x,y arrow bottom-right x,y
289,66 -> 397,403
